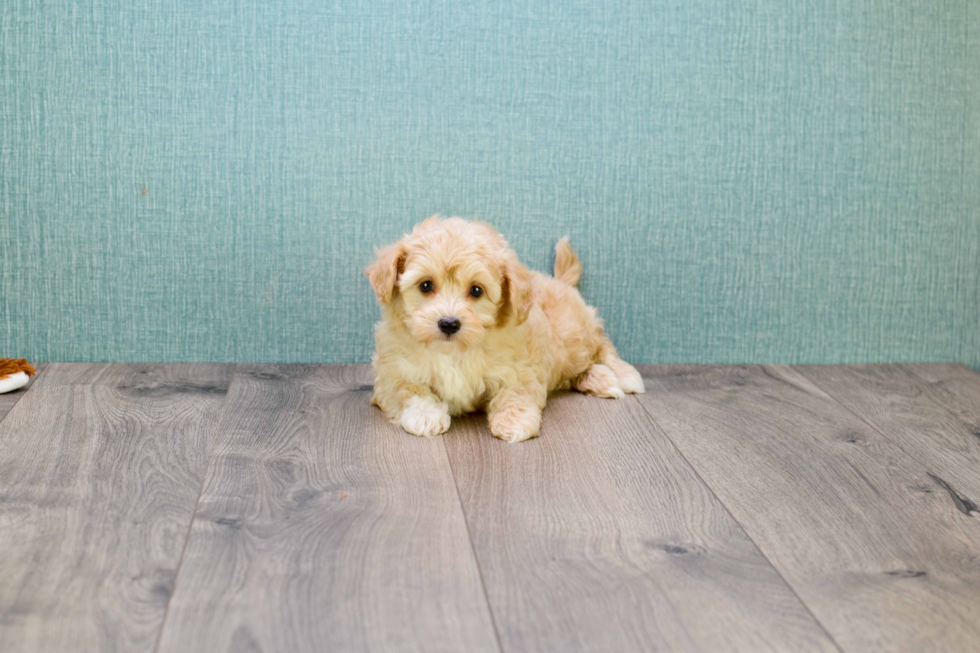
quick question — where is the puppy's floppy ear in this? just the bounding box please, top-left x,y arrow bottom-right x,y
365,242 -> 405,303
500,253 -> 533,325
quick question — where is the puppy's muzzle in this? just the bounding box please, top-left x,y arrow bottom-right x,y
437,317 -> 461,336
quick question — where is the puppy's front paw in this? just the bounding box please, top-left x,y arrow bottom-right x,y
489,405 -> 541,443
399,396 -> 451,437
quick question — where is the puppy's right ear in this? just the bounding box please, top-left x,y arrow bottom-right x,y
501,253 -> 533,325
365,242 -> 405,303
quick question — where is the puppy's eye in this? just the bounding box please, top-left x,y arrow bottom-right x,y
419,280 -> 434,294
469,285 -> 484,298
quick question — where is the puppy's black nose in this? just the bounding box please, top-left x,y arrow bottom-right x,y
438,317 -> 461,335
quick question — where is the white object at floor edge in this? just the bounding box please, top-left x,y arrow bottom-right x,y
0,371 -> 30,394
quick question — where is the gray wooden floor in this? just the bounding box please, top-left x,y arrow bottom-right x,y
1,364 -> 979,653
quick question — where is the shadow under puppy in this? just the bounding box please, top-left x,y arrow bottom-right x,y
366,216 -> 644,443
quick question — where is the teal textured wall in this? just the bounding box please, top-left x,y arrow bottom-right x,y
1,1 -> 977,365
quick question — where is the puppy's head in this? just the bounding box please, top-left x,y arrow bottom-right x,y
366,216 -> 532,348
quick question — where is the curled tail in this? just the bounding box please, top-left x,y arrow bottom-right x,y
554,236 -> 582,287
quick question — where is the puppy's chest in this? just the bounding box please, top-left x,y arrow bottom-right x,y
424,351 -> 495,414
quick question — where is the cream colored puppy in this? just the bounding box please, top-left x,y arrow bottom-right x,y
366,216 -> 644,442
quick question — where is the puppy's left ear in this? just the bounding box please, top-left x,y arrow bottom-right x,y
365,242 -> 405,303
501,254 -> 533,325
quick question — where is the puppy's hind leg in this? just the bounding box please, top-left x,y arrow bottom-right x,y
597,341 -> 646,394
573,363 -> 625,399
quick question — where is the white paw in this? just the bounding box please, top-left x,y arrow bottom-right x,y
399,396 -> 451,437
604,385 -> 627,399
575,364 -> 626,399
0,372 -> 30,394
617,369 -> 645,394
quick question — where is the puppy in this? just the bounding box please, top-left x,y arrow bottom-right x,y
365,216 -> 644,442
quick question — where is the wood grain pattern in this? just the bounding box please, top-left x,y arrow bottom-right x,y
901,364 -> 980,430
0,362 -> 46,422
636,365 -> 980,653
156,365 -> 499,653
798,364 -> 980,504
445,391 -> 840,653
0,363 -> 233,653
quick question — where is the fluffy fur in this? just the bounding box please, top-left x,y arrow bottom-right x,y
0,359 -> 35,380
366,216 -> 644,443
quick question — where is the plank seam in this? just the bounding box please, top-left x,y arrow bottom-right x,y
442,438 -> 506,653
627,391 -> 847,653
152,363 -> 239,653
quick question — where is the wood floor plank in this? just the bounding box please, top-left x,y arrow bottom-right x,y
797,364 -> 980,505
0,363 -> 234,653
636,365 -> 980,653
444,391 -> 841,653
156,365 -> 499,653
901,363 -> 980,430
0,362 -> 47,422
